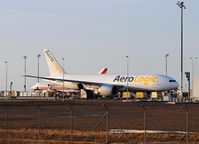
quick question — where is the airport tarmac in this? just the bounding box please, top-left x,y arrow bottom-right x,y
0,99 -> 199,143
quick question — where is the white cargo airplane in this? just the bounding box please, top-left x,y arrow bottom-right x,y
26,49 -> 179,98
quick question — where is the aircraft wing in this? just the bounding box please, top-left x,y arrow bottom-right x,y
25,75 -> 109,87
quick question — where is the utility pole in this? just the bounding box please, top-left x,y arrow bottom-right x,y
62,57 -> 65,99
126,56 -> 129,99
37,54 -> 41,83
23,56 -> 27,92
5,61 -> 8,94
177,1 -> 186,97
165,53 -> 169,76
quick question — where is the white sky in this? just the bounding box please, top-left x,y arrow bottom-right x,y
0,0 -> 198,91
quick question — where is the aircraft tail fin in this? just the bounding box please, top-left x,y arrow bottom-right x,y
44,49 -> 65,76
98,68 -> 108,74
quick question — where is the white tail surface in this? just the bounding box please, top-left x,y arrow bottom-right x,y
44,49 -> 65,76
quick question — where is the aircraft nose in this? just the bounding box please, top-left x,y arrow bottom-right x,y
174,81 -> 179,89
168,78 -> 179,89
173,81 -> 179,88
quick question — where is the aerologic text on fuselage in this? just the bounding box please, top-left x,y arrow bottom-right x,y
113,75 -> 158,85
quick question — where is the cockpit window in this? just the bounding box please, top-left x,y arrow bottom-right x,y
169,80 -> 176,82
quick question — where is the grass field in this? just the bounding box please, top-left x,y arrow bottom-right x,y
1,128 -> 199,144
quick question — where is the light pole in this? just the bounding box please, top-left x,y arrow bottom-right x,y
5,61 -> 8,94
189,57 -> 198,97
165,53 -> 169,76
23,56 -> 27,92
37,54 -> 41,83
177,1 -> 186,97
62,57 -> 65,99
126,56 -> 129,98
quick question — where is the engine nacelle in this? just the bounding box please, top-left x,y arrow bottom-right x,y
98,85 -> 117,97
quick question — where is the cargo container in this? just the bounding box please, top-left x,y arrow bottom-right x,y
151,92 -> 163,99
122,92 -> 131,98
135,92 -> 147,99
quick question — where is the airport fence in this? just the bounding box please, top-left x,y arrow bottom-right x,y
0,100 -> 199,144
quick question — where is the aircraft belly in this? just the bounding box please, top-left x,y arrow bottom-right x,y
51,81 -> 79,90
129,83 -> 159,91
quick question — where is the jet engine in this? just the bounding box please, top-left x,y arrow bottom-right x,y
98,85 -> 117,97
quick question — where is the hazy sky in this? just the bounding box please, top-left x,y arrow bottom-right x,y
0,0 -> 199,91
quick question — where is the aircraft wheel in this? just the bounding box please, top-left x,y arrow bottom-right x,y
85,90 -> 94,99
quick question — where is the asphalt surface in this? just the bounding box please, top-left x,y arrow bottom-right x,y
0,99 -> 199,132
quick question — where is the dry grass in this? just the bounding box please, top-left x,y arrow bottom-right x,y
1,128 -> 199,144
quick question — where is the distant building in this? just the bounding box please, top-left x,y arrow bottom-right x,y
191,78 -> 199,100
